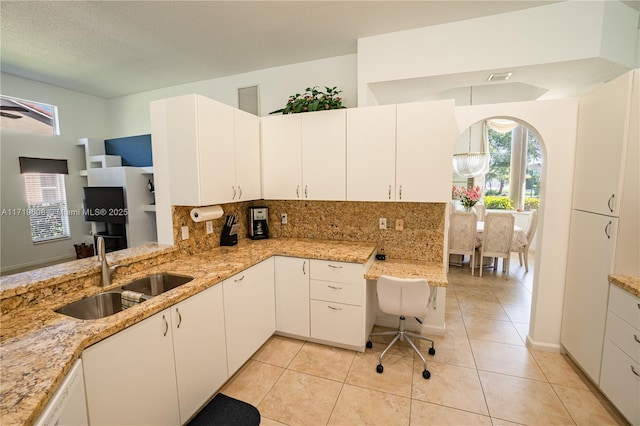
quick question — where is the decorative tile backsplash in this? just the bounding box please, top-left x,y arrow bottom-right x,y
172,200 -> 445,262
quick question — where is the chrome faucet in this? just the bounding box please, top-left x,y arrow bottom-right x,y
96,236 -> 127,287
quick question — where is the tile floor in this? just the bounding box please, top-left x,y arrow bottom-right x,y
219,255 -> 629,425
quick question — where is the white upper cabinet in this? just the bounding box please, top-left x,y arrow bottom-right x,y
396,100 -> 456,202
572,71 -> 635,216
234,108 -> 262,201
262,110 -> 346,200
153,94 -> 261,207
346,105 -> 397,201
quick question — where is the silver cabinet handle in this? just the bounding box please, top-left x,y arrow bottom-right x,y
604,221 -> 612,239
162,314 -> 168,337
238,186 -> 242,199
305,185 -> 308,198
232,186 -> 237,200
296,185 -> 300,198
388,185 -> 392,200
399,185 -> 403,200
302,261 -> 306,275
328,264 -> 343,269
176,308 -> 182,329
607,194 -> 615,213
234,275 -> 245,283
327,305 -> 342,311
632,365 -> 640,377
328,285 -> 342,290
634,334 -> 640,344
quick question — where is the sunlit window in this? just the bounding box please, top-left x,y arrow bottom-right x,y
23,173 -> 70,243
1,95 -> 59,135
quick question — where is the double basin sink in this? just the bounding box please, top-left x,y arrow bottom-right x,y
55,273 -> 193,320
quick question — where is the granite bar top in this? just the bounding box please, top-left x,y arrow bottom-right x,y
0,238 -> 378,426
365,259 -> 448,287
608,274 -> 640,298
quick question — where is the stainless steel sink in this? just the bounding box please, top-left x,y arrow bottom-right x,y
120,273 -> 193,297
55,291 -> 123,320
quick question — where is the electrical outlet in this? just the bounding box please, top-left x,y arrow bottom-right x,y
206,220 -> 214,234
379,217 -> 387,230
181,226 -> 189,240
281,213 -> 288,224
395,219 -> 404,231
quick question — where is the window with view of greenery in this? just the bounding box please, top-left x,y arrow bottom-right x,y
23,173 -> 70,242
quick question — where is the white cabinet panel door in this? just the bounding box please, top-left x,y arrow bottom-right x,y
83,310 -> 180,426
172,284 -> 228,424
396,100 -> 457,202
561,210 -> 618,383
275,256 -> 310,337
301,110 -> 346,200
234,108 -> 261,201
261,114 -> 302,199
346,105 -> 397,201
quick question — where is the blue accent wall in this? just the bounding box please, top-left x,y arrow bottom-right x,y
104,134 -> 152,167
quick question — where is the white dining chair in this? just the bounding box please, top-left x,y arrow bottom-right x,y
447,212 -> 478,275
480,213 -> 515,278
474,204 -> 486,221
512,209 -> 538,272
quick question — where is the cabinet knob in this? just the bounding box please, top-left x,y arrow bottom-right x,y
327,305 -> 342,311
302,261 -> 306,275
388,185 -> 392,200
604,221 -> 612,239
162,314 -> 169,337
296,185 -> 300,198
328,285 -> 342,290
607,194 -> 615,213
399,185 -> 403,200
632,365 -> 640,377
234,275 -> 245,283
305,185 -> 308,198
232,186 -> 237,200
176,308 -> 182,329
238,186 -> 242,199
634,334 -> 640,344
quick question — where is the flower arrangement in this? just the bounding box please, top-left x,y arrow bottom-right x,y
270,86 -> 345,114
452,185 -> 482,211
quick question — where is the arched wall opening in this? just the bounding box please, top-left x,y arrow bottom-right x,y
453,98 -> 579,351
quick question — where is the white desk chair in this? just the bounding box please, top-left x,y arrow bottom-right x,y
448,212 -> 478,275
366,275 -> 436,380
480,213 -> 515,279
512,209 -> 538,272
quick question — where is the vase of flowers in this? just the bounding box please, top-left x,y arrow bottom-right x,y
270,86 -> 345,114
452,185 -> 482,212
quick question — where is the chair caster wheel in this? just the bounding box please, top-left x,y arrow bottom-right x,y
428,347 -> 436,356
366,341 -> 373,349
376,364 -> 384,374
422,369 -> 431,380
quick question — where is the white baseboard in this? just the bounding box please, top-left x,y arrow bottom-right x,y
526,335 -> 564,353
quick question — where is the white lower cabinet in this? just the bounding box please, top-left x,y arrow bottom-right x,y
599,284 -> 640,425
223,258 -> 276,376
275,256 -> 310,337
82,284 -> 228,426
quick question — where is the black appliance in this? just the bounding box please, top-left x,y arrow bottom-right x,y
249,207 -> 269,240
220,214 -> 238,246
82,186 -> 127,224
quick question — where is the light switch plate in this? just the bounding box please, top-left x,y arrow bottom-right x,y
395,219 -> 404,231
206,220 -> 213,234
181,226 -> 189,240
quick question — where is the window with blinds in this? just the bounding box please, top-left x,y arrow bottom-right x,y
23,173 -> 70,243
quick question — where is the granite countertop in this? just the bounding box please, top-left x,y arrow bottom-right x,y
0,238 -> 384,426
365,259 -> 447,287
608,274 -> 640,298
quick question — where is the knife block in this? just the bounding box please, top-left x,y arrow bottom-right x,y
220,216 -> 238,246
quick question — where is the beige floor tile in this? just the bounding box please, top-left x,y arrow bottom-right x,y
252,335 -> 304,368
529,350 -> 592,390
412,360 -> 489,416
443,317 -> 468,337
417,332 -> 475,368
512,322 -> 530,344
259,417 -> 288,425
345,350 -> 414,398
479,371 -> 574,425
410,399 -> 493,425
470,339 -> 546,381
459,299 -> 510,321
455,286 -> 500,303
288,341 -> 356,382
328,383 -> 411,425
490,417 -> 527,425
463,317 -> 524,346
220,360 -> 284,406
501,303 -> 531,323
491,286 -> 532,307
368,325 -> 417,358
258,369 -> 342,426
552,384 -> 626,426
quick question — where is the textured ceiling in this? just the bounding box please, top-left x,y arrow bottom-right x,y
1,1 -> 560,99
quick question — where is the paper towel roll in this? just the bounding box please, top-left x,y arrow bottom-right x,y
190,205 -> 224,222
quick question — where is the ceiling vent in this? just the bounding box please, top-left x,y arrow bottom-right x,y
487,72 -> 512,82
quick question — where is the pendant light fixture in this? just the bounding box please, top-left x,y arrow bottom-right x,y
453,87 -> 489,178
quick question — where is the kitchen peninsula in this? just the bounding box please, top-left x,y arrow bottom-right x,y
0,238 -> 447,425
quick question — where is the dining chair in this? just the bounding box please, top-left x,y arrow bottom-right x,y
512,209 -> 538,272
480,213 -> 515,278
447,212 -> 478,275
474,204 -> 486,221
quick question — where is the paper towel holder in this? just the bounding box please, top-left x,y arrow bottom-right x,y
190,205 -> 224,223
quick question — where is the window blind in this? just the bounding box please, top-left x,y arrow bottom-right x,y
19,157 -> 68,174
23,173 -> 70,243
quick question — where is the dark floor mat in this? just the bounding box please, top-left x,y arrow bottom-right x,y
187,393 -> 260,426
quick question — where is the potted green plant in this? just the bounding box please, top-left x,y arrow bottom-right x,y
270,86 -> 345,114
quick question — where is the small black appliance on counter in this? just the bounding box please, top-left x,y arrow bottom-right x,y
249,207 -> 269,240
220,214 -> 238,246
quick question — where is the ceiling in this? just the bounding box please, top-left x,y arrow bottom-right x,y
1,0 -> 569,100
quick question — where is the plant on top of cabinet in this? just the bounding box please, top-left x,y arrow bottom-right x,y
270,86 -> 345,114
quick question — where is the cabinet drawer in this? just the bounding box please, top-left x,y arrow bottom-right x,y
606,311 -> 640,364
310,279 -> 363,306
310,300 -> 363,347
608,284 -> 640,329
310,259 -> 363,284
599,340 -> 640,425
